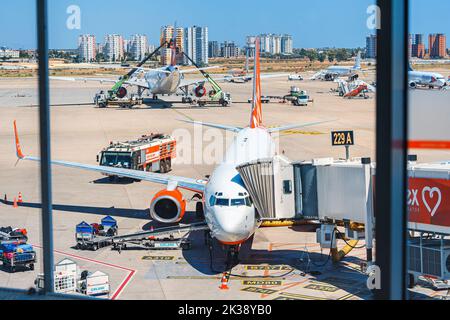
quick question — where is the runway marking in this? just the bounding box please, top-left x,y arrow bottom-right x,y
304,283 -> 339,293
280,130 -> 325,136
242,280 -> 283,286
171,108 -> 194,121
142,256 -> 175,261
241,287 -> 278,295
337,293 -> 355,300
278,292 -> 328,300
244,265 -> 292,271
32,244 -> 136,300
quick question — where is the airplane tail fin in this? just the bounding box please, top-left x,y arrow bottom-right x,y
353,51 -> 362,70
250,37 -> 263,129
13,120 -> 25,159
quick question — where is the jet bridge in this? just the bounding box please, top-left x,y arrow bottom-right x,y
236,155 -> 374,225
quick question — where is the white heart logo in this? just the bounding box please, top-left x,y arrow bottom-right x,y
422,187 -> 442,217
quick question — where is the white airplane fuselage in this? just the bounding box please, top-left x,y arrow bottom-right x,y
203,127 -> 276,244
409,71 -> 447,88
144,66 -> 182,95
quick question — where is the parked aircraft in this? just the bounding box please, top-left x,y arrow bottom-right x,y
14,38 -> 329,265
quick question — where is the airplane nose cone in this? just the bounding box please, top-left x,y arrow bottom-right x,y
212,208 -> 253,243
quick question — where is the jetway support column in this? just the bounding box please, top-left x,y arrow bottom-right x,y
363,158 -> 374,265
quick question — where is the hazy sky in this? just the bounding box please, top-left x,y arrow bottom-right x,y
1,0 -> 449,49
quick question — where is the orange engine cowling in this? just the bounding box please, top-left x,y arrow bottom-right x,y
150,188 -> 186,223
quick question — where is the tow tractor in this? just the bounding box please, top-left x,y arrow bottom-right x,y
97,133 -> 176,180
94,91 -> 143,109
248,87 -> 312,106
181,52 -> 232,107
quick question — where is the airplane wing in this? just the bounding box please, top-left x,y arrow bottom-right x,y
13,121 -> 206,194
267,120 -> 335,133
50,76 -> 118,83
179,119 -> 242,133
50,76 -> 150,89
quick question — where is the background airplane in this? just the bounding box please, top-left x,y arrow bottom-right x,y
310,52 -> 362,81
408,65 -> 448,89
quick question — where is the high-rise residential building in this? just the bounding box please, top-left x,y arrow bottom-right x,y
78,34 -> 96,62
246,36 -> 257,58
411,34 -> 425,58
281,34 -> 293,54
366,34 -> 377,59
429,33 -> 446,58
129,34 -> 148,61
208,41 -> 220,58
256,34 -> 291,55
184,26 -> 208,65
160,25 -> 184,65
221,41 -> 240,58
103,34 -> 124,62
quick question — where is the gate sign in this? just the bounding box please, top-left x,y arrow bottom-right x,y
331,131 -> 354,146
408,178 -> 450,227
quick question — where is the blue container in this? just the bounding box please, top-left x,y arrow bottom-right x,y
76,221 -> 94,234
1,243 -> 18,253
16,244 -> 33,252
101,216 -> 117,228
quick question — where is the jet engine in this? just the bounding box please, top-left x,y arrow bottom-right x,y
194,85 -> 207,98
116,86 -> 128,98
409,81 -> 417,89
150,188 -> 186,223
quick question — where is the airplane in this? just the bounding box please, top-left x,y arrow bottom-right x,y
311,52 -> 362,81
13,38 -> 330,268
50,40 -> 222,103
408,65 -> 447,89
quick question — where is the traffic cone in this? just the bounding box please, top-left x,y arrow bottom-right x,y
13,197 -> 18,208
17,192 -> 23,203
219,273 -> 229,290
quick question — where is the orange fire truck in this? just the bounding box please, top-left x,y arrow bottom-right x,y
96,133 -> 176,180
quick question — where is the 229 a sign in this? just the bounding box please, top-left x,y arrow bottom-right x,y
331,131 -> 354,146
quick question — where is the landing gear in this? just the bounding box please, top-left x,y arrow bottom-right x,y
152,94 -> 158,100
182,96 -> 193,104
225,245 -> 240,270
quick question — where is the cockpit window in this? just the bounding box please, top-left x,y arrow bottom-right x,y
209,195 -> 216,207
231,198 -> 246,206
215,198 -> 230,206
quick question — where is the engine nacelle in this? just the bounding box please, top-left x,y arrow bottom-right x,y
116,86 -> 128,98
150,188 -> 186,223
409,81 -> 417,89
194,85 -> 207,98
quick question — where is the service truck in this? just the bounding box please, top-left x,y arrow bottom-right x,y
97,133 -> 176,180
